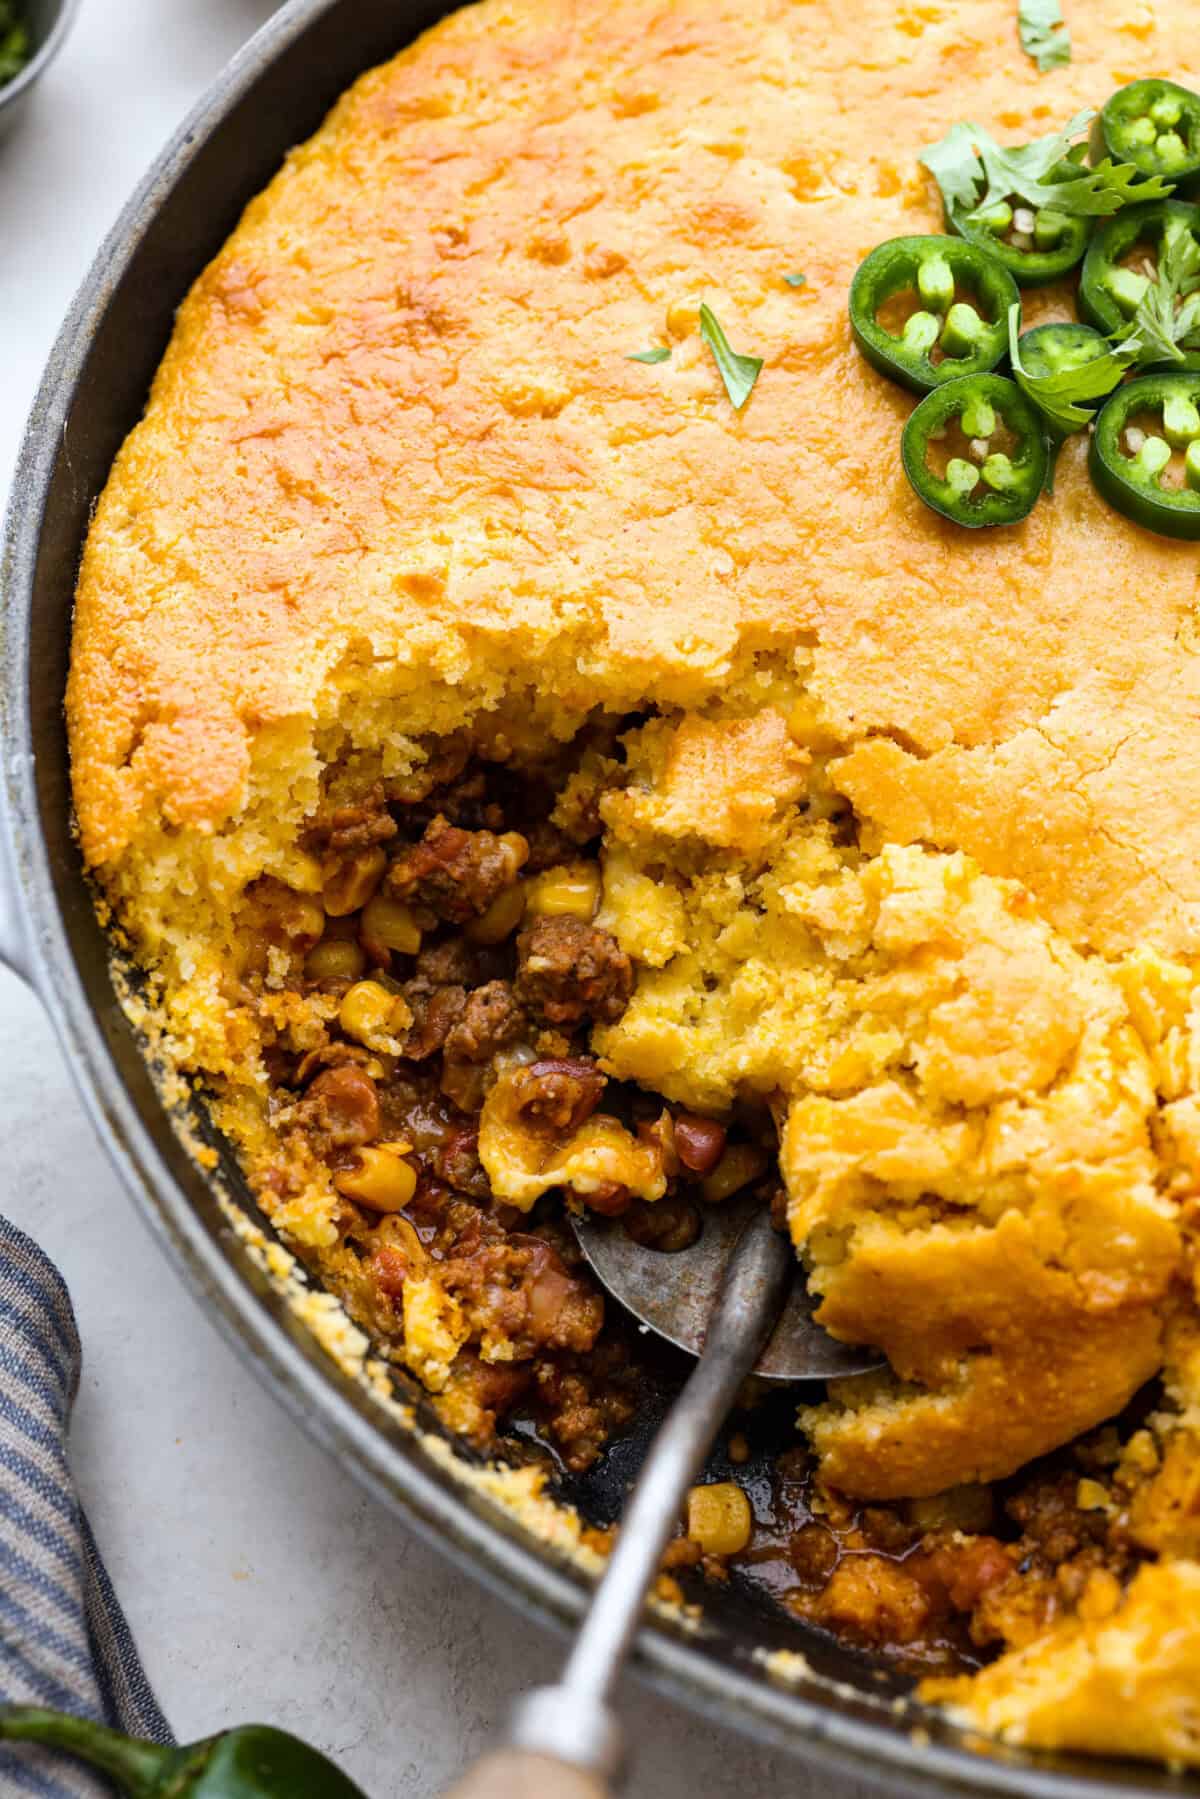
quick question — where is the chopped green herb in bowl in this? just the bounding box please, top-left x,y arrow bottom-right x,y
0,0 -> 31,87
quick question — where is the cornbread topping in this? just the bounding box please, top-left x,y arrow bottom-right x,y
67,0 -> 1200,1769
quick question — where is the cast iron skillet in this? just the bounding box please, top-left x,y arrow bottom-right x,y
0,5 -> 1186,1794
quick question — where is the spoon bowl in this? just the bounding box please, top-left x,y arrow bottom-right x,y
571,1189 -> 883,1381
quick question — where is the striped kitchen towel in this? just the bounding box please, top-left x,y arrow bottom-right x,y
0,1217 -> 171,1796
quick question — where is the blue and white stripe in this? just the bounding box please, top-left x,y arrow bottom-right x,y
0,1219 -> 171,1795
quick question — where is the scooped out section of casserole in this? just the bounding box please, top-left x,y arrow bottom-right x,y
65,0 -> 1200,1768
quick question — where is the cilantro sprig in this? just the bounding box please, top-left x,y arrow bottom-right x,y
1018,0 -> 1071,73
1007,305 -> 1134,433
921,112 -> 1172,225
698,304 -> 762,411
627,346 -> 671,364
1126,220 -> 1200,366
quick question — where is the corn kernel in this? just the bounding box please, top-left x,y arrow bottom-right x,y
286,894 -> 327,950
665,285 -> 715,338
1120,1429 -> 1160,1478
686,1482 -> 752,1556
498,831 -> 532,876
305,937 -> 367,983
334,1143 -> 417,1212
361,894 -> 423,956
340,980 -> 404,1046
525,862 -> 602,923
701,1143 -> 769,1204
324,845 -> 388,917
285,851 -> 327,894
1076,1478 -> 1113,1513
466,881 -> 527,945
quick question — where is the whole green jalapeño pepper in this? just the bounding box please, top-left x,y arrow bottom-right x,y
1079,198 -> 1200,362
849,235 -> 1018,394
901,373 -> 1048,527
1093,80 -> 1200,195
1090,371 -> 1200,539
947,193 -> 1090,287
0,1706 -> 370,1798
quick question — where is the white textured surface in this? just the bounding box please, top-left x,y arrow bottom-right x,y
0,3 -> 869,1794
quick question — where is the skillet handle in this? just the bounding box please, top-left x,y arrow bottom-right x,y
442,1750 -> 610,1799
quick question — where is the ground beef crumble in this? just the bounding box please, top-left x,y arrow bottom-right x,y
386,815 -> 528,922
443,981 -> 526,1063
515,916 -> 633,1025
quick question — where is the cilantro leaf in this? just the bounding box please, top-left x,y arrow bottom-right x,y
920,112 -> 1172,226
783,271 -> 807,288
698,304 -> 762,411
919,121 -> 984,217
1007,305 -> 1134,433
1017,155 -> 1176,218
1018,0 -> 1071,72
627,347 -> 671,364
1128,220 -> 1200,365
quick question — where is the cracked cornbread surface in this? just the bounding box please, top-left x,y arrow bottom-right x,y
67,0 -> 1200,1769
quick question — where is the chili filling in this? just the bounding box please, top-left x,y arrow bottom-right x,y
242,731 -> 1151,1679
251,732 -> 778,1474
730,1415 -> 1154,1677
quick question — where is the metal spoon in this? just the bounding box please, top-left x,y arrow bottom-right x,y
444,1194 -> 880,1798
572,1185 -> 880,1381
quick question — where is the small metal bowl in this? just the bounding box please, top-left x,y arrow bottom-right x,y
0,0 -> 82,138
